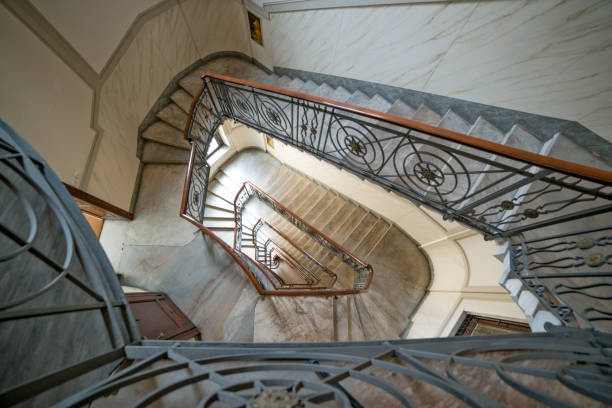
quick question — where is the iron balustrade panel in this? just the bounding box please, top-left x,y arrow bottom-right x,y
0,120 -> 138,407
53,327 -> 612,408
510,226 -> 612,331
203,77 -> 612,241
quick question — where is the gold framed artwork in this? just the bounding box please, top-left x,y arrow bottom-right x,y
248,11 -> 263,45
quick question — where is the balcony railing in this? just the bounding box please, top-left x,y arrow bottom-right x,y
180,72 -> 612,323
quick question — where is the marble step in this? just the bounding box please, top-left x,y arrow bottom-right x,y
286,77 -> 305,91
156,103 -> 188,131
170,88 -> 193,113
458,124 -> 546,211
386,99 -> 416,119
330,86 -> 352,103
141,141 -> 190,164
300,190 -> 340,226
351,218 -> 391,257
311,83 -> 335,99
308,194 -> 348,231
340,212 -> 380,253
291,185 -> 328,216
275,75 -> 293,88
142,121 -> 190,150
297,80 -> 319,95
263,73 -> 280,86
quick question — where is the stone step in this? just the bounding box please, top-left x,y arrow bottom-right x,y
330,86 -> 352,103
156,103 -> 188,131
352,218 -> 391,258
141,141 -> 190,164
275,75 -> 293,88
291,185 -> 328,216
286,77 -> 305,91
301,190 -> 339,226
341,212 -> 380,252
142,121 -> 190,150
170,88 -> 193,113
311,83 -> 335,99
386,99 -> 416,119
298,80 -> 319,95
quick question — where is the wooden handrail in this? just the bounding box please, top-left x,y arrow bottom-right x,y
202,72 -> 612,186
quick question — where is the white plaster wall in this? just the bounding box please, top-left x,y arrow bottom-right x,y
31,0 -> 160,73
265,0 -> 612,141
88,0 -> 253,210
0,4 -> 96,185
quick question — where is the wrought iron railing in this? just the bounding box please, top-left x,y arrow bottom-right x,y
1,97 -> 611,406
233,181 -> 364,292
509,226 -> 611,331
180,73 -> 612,324
252,218 -> 337,288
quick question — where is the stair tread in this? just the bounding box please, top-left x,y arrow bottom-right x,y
341,212 -> 379,252
301,191 -> 339,225
386,99 -> 416,119
292,185 -> 328,216
437,109 -> 471,134
352,218 -> 391,258
298,80 -> 319,94
468,116 -> 505,144
311,83 -> 335,99
345,90 -> 370,107
411,105 -> 442,126
156,103 -> 188,131
141,141 -> 190,164
330,86 -> 352,103
503,124 -> 543,153
286,77 -> 305,91
142,121 -> 190,150
170,89 -> 193,113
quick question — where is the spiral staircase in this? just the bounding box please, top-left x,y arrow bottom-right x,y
1,52 -> 611,406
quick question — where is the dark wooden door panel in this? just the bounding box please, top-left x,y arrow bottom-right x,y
126,292 -> 200,340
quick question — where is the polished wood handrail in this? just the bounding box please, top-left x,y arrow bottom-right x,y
202,72 -> 612,186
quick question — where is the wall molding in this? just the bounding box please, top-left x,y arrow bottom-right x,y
1,0 -> 99,88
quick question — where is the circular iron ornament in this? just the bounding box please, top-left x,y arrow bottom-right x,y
199,378 -> 351,408
523,208 -> 539,219
250,390 -> 300,408
344,135 -> 367,158
394,147 -> 472,204
585,253 -> 604,267
577,238 -> 595,250
413,161 -> 445,187
329,117 -> 385,172
257,98 -> 291,136
500,200 -> 515,210
228,89 -> 257,122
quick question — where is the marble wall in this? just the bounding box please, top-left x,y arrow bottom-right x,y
267,0 -> 612,142
88,0 -> 252,210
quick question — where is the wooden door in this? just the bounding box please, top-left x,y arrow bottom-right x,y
126,292 -> 200,340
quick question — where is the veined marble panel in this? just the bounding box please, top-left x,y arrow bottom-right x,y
269,9 -> 339,74
91,3 -> 200,208
333,3 -> 478,90
179,0 -> 251,59
426,0 -> 612,141
267,0 -> 612,141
